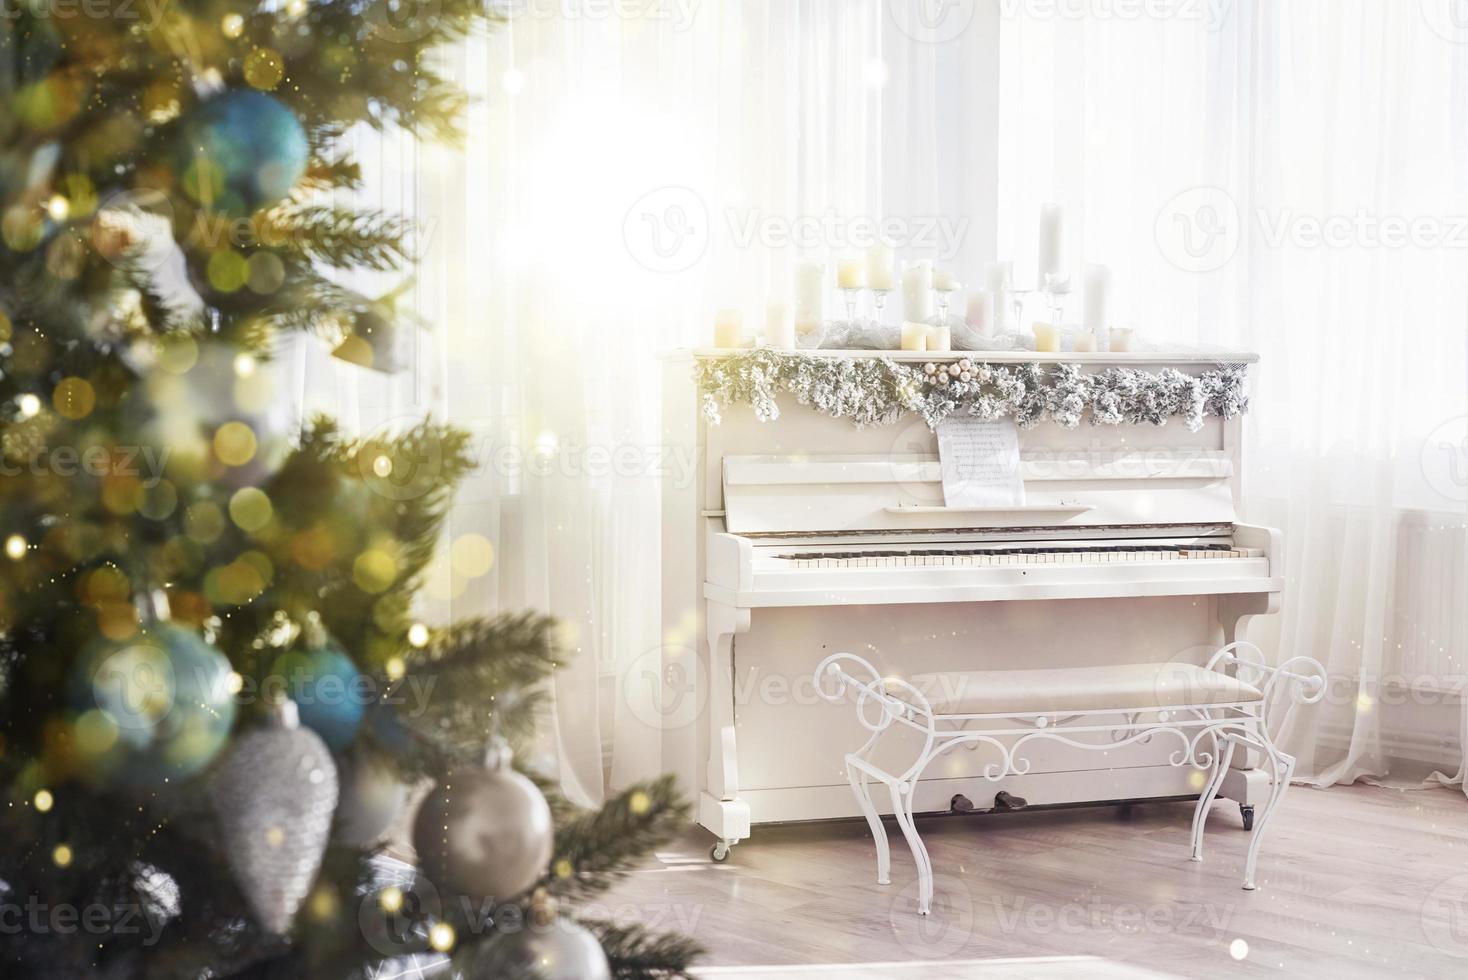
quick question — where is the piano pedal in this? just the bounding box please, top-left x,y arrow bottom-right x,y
950,793 -> 975,813
992,790 -> 1028,812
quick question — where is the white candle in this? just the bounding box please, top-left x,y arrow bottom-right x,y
1109,327 -> 1134,352
1038,204 -> 1064,282
714,309 -> 744,348
932,267 -> 959,291
836,256 -> 866,290
1083,263 -> 1111,350
927,325 -> 952,352
900,260 -> 933,323
1032,321 -> 1059,353
901,321 -> 929,351
866,245 -> 895,290
794,259 -> 825,322
1074,331 -> 1097,352
765,303 -> 795,349
985,261 -> 1013,330
966,289 -> 995,336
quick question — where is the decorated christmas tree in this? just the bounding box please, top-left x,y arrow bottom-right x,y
0,3 -> 696,977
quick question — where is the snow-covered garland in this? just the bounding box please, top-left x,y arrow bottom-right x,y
695,349 -> 1250,432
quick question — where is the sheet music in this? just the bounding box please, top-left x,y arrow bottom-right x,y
935,416 -> 1026,508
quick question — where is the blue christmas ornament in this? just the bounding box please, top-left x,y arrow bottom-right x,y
69,624 -> 237,787
271,640 -> 364,753
176,90 -> 308,216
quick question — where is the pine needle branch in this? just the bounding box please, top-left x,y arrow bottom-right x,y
265,205 -> 416,270
546,776 -> 690,902
580,919 -> 703,980
388,612 -> 562,771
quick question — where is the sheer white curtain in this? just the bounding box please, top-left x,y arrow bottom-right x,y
310,0 -> 1468,799
997,0 -> 1468,788
298,2 -> 1004,804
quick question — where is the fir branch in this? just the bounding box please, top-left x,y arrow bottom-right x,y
580,919 -> 703,980
260,271 -> 372,336
546,776 -> 690,902
297,154 -> 363,194
264,205 -> 415,271
389,612 -> 562,770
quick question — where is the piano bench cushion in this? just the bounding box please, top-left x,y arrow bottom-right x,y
906,662 -> 1263,716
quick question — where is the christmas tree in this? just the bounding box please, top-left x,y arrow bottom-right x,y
0,3 -> 696,978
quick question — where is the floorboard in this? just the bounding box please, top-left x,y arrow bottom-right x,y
600,784 -> 1468,978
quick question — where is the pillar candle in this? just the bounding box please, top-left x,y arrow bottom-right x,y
966,289 -> 995,336
765,303 -> 795,349
794,259 -> 825,321
1083,263 -> 1111,350
932,267 -> 959,291
901,321 -> 929,351
714,309 -> 744,348
836,256 -> 866,290
900,259 -> 933,323
1032,321 -> 1059,353
866,244 -> 896,290
1109,327 -> 1134,352
986,261 -> 1013,330
1038,204 -> 1064,282
927,325 -> 952,352
1074,332 -> 1097,352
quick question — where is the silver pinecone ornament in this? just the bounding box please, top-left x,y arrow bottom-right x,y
210,698 -> 339,934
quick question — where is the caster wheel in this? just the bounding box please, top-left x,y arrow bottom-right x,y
710,842 -> 731,863
1240,804 -> 1255,832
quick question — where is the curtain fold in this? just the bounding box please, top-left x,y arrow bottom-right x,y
1000,0 -> 1468,789
298,0 -> 1467,798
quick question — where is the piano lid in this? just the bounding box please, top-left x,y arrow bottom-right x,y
721,451 -> 1238,535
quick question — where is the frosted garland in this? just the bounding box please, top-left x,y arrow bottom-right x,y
695,350 -> 1249,432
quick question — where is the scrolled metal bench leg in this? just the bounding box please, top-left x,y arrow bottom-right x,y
1190,735 -> 1235,862
888,782 -> 933,915
846,761 -> 890,886
1243,751 -> 1295,890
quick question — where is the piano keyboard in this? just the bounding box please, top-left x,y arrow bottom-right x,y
773,544 -> 1263,569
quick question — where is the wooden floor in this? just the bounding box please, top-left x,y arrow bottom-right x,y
601,784 -> 1468,978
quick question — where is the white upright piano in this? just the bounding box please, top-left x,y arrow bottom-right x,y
660,349 -> 1281,861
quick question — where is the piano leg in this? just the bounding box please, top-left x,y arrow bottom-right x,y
702,603 -> 751,854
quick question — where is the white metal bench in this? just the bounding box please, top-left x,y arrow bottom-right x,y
812,642 -> 1326,915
